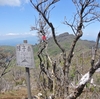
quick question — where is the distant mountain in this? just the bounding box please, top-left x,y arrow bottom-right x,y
0,32 -> 97,49
0,32 -> 96,48
44,32 -> 96,56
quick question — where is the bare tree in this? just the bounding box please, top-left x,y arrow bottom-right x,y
30,0 -> 100,99
63,0 -> 100,98
30,1 -> 54,97
0,48 -> 15,78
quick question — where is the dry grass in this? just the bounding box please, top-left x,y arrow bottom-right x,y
0,87 -> 100,99
0,88 -> 27,99
0,87 -> 40,99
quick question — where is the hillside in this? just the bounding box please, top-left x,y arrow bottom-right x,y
33,32 -> 96,57
0,45 -> 15,53
0,32 -> 97,66
0,32 -> 100,99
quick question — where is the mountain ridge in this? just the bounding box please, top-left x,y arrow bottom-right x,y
46,32 -> 96,55
0,32 -> 96,53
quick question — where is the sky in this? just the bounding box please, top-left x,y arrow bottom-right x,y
0,0 -> 100,46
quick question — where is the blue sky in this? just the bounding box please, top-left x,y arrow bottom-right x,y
0,0 -> 100,45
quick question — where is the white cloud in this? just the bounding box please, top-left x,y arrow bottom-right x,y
0,0 -> 21,6
0,0 -> 29,6
0,32 -> 37,40
1,32 -> 37,37
5,33 -> 20,36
